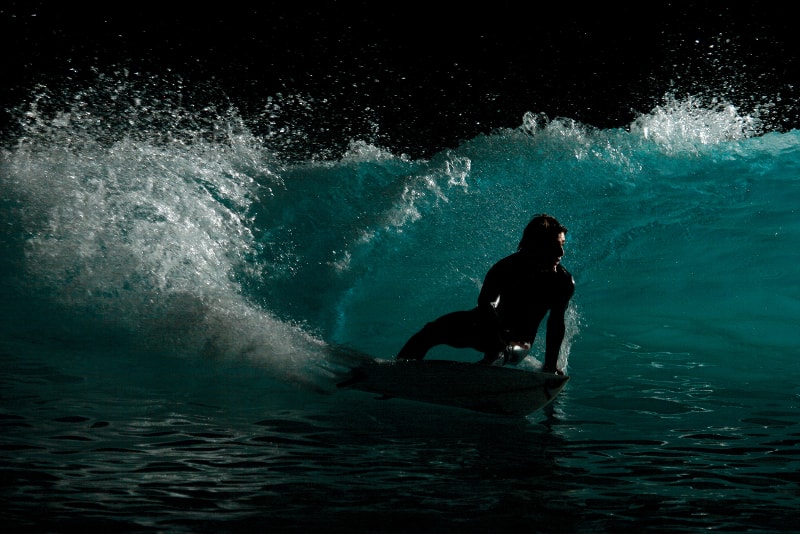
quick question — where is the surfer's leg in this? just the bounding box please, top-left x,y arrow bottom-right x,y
396,310 -> 479,360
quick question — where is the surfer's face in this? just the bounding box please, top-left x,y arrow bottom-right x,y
533,232 -> 565,271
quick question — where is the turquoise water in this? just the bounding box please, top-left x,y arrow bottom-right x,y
1,83 -> 799,532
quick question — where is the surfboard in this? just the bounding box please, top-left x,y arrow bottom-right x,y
336,359 -> 569,416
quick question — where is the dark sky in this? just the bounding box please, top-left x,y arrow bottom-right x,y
2,2 -> 798,157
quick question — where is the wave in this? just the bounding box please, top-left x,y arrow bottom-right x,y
2,78 -> 798,391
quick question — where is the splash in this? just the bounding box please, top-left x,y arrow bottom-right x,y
0,86 -> 346,390
630,94 -> 762,151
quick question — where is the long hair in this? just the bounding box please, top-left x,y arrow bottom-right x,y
517,214 -> 568,252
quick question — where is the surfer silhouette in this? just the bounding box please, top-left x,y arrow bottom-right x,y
396,214 -> 575,374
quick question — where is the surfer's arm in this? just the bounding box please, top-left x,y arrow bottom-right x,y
544,305 -> 567,370
543,273 -> 575,372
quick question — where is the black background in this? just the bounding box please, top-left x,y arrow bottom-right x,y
2,1 -> 799,157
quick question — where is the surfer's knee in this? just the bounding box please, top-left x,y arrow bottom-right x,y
396,330 -> 430,360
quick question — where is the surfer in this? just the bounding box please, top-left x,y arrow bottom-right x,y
396,214 -> 575,374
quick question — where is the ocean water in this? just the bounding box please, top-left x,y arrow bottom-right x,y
1,79 -> 799,532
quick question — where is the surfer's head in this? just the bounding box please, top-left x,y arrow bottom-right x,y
518,214 -> 567,268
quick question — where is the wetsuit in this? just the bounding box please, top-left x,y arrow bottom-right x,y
396,252 -> 575,369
